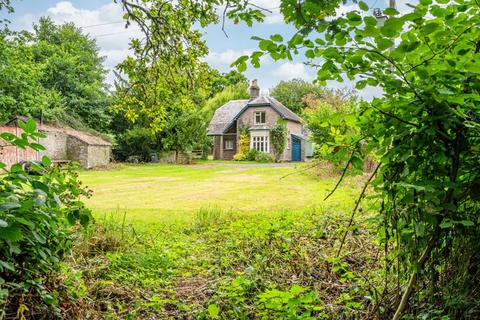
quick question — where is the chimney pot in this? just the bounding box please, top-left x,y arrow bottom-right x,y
249,79 -> 260,100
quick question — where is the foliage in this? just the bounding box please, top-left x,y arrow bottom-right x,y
0,18 -> 109,131
235,0 -> 480,318
270,79 -> 325,115
209,70 -> 248,97
256,285 -> 326,319
202,82 -> 249,121
233,130 -> 251,161
270,120 -> 287,161
0,119 -> 91,316
113,127 -> 160,162
32,17 -> 109,131
254,152 -> 275,163
302,89 -> 358,160
0,31 -> 63,124
245,148 -> 258,161
66,203 -> 375,318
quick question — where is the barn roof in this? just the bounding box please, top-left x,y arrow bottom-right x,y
207,97 -> 302,135
5,116 -> 112,146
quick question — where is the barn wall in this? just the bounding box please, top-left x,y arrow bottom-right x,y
87,145 -> 111,168
66,136 -> 89,168
0,126 -> 39,168
39,130 -> 67,160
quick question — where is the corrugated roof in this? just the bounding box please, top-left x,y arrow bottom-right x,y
207,96 -> 303,135
207,100 -> 248,135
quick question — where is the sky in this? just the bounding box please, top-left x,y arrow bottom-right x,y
0,0 -> 409,99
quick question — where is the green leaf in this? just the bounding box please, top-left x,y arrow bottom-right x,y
0,219 -> 7,228
42,156 -> 52,167
207,304 -> 220,318
0,261 -> 15,272
0,202 -> 21,210
270,34 -> 283,42
384,8 -> 398,16
376,38 -> 394,51
0,226 -> 23,242
358,1 -> 369,11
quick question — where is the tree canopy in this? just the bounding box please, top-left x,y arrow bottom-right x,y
0,18 -> 109,131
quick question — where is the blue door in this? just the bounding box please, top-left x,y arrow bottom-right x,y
291,135 -> 301,161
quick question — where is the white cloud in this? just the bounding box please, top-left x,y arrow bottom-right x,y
273,62 -> 313,81
204,49 -> 270,71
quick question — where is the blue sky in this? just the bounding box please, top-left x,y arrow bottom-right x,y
1,0 -> 402,98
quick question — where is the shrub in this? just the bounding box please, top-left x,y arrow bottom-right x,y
113,127 -> 160,162
245,148 -> 258,161
0,119 -> 91,316
255,152 -> 275,163
233,130 -> 250,161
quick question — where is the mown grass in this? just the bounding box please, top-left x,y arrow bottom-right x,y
60,162 -> 379,319
80,162 -> 361,225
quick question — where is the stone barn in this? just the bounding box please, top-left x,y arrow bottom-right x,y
0,117 -> 111,169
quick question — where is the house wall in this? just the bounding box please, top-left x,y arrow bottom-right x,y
282,121 -> 304,161
223,134 -> 237,160
213,136 -> 221,160
236,106 -> 305,161
39,130 -> 67,160
237,106 -> 280,129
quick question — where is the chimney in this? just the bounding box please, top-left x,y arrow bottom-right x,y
249,79 -> 260,100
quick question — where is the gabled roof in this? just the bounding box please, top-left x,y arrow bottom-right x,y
208,97 -> 302,135
207,100 -> 248,135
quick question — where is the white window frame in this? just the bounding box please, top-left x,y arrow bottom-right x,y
250,130 -> 270,153
254,111 -> 266,125
224,139 -> 234,150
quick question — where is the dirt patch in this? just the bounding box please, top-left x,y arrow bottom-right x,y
174,277 -> 217,305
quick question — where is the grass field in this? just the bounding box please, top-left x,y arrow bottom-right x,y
67,162 -> 376,319
80,161 -> 360,224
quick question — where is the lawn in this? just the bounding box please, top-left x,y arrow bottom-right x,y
80,161 -> 360,225
67,162 -> 376,319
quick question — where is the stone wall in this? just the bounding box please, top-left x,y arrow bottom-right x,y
66,136 -> 89,168
237,106 -> 280,129
39,130 -> 67,160
87,145 -> 111,168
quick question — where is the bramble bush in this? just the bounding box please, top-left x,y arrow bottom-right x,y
0,119 -> 92,317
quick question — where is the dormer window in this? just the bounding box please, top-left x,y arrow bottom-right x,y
254,111 -> 266,125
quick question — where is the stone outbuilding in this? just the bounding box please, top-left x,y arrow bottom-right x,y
0,117 -> 111,169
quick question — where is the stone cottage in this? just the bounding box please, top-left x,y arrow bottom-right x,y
207,80 -> 308,161
0,117 -> 111,169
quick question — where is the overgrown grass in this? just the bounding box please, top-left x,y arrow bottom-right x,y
57,162 -> 380,319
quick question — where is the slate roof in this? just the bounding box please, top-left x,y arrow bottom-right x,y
208,97 -> 302,135
207,100 -> 248,135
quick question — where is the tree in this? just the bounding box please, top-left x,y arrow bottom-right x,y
303,88 -> 358,159
0,32 -> 61,123
270,79 -> 324,114
210,70 -> 248,96
202,82 -> 249,121
31,17 -> 109,131
234,0 -> 480,317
